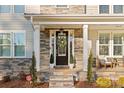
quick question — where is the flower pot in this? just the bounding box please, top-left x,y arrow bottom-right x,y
69,64 -> 74,69
50,64 -> 54,68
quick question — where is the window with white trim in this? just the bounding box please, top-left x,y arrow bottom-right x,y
113,33 -> 123,56
0,5 -> 25,13
99,33 -> 110,55
0,32 -> 25,57
0,33 -> 11,56
98,32 -> 124,57
14,33 -> 25,56
113,5 -> 123,14
99,5 -> 109,14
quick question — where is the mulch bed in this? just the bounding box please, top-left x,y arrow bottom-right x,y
74,81 -> 97,88
0,80 -> 98,88
0,80 -> 49,88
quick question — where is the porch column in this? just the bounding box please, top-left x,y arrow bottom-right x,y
34,24 -> 40,71
83,25 -> 89,71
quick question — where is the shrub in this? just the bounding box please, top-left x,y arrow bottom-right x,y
87,50 -> 93,82
2,75 -> 11,82
117,77 -> 124,87
18,71 -> 26,81
30,52 -> 37,84
96,77 -> 112,88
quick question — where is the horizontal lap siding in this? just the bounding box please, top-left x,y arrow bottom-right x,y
86,5 -> 98,15
0,15 -> 33,58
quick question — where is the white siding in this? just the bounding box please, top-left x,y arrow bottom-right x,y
86,5 -> 98,15
0,15 -> 33,58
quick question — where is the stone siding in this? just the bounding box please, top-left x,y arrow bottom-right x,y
74,29 -> 84,80
40,5 -> 86,14
0,58 -> 32,80
40,29 -> 50,72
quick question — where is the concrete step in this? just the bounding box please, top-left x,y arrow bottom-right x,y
49,70 -> 74,88
50,75 -> 73,81
52,71 -> 73,76
49,81 -> 74,88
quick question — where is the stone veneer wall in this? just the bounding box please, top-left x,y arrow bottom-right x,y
0,58 -> 32,80
40,29 -> 50,72
40,5 -> 86,14
74,29 -> 83,69
74,29 -> 84,80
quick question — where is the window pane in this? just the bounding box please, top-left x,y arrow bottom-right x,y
0,5 -> 11,13
14,33 -> 25,56
114,46 -> 122,55
0,46 -> 10,56
0,33 -> 11,44
14,5 -> 24,13
113,34 -> 123,44
14,33 -> 24,45
113,5 -> 123,13
99,5 -> 109,14
99,46 -> 109,55
15,45 -> 25,56
99,33 -> 110,44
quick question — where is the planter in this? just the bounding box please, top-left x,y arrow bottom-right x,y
50,64 -> 54,68
69,64 -> 74,69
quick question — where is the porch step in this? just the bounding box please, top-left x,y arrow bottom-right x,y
49,70 -> 74,88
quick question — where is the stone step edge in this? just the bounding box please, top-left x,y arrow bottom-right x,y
49,87 -> 74,88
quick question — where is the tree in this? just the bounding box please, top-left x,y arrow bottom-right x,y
87,50 -> 93,83
30,52 -> 37,85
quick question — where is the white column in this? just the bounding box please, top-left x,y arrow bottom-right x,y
34,24 -> 40,71
83,25 -> 89,71
96,40 -> 99,56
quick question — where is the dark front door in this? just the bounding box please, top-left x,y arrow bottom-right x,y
56,31 -> 68,65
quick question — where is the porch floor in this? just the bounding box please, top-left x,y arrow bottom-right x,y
95,66 -> 124,80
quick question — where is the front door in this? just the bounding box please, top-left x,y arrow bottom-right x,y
56,31 -> 68,65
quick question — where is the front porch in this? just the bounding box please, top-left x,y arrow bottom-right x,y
32,15 -> 124,82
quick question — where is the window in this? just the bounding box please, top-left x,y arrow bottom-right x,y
0,5 -> 11,13
113,5 -> 123,14
113,33 -> 123,56
98,32 -> 124,57
14,33 -> 25,56
0,32 -> 25,57
14,5 -> 25,13
99,33 -> 110,55
99,5 -> 109,14
0,33 -> 11,56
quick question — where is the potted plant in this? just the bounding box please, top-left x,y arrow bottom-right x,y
50,54 -> 54,68
70,54 -> 74,69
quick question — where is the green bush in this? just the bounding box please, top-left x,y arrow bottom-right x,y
87,50 -> 93,82
2,75 -> 11,82
30,52 -> 37,84
96,77 -> 112,88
